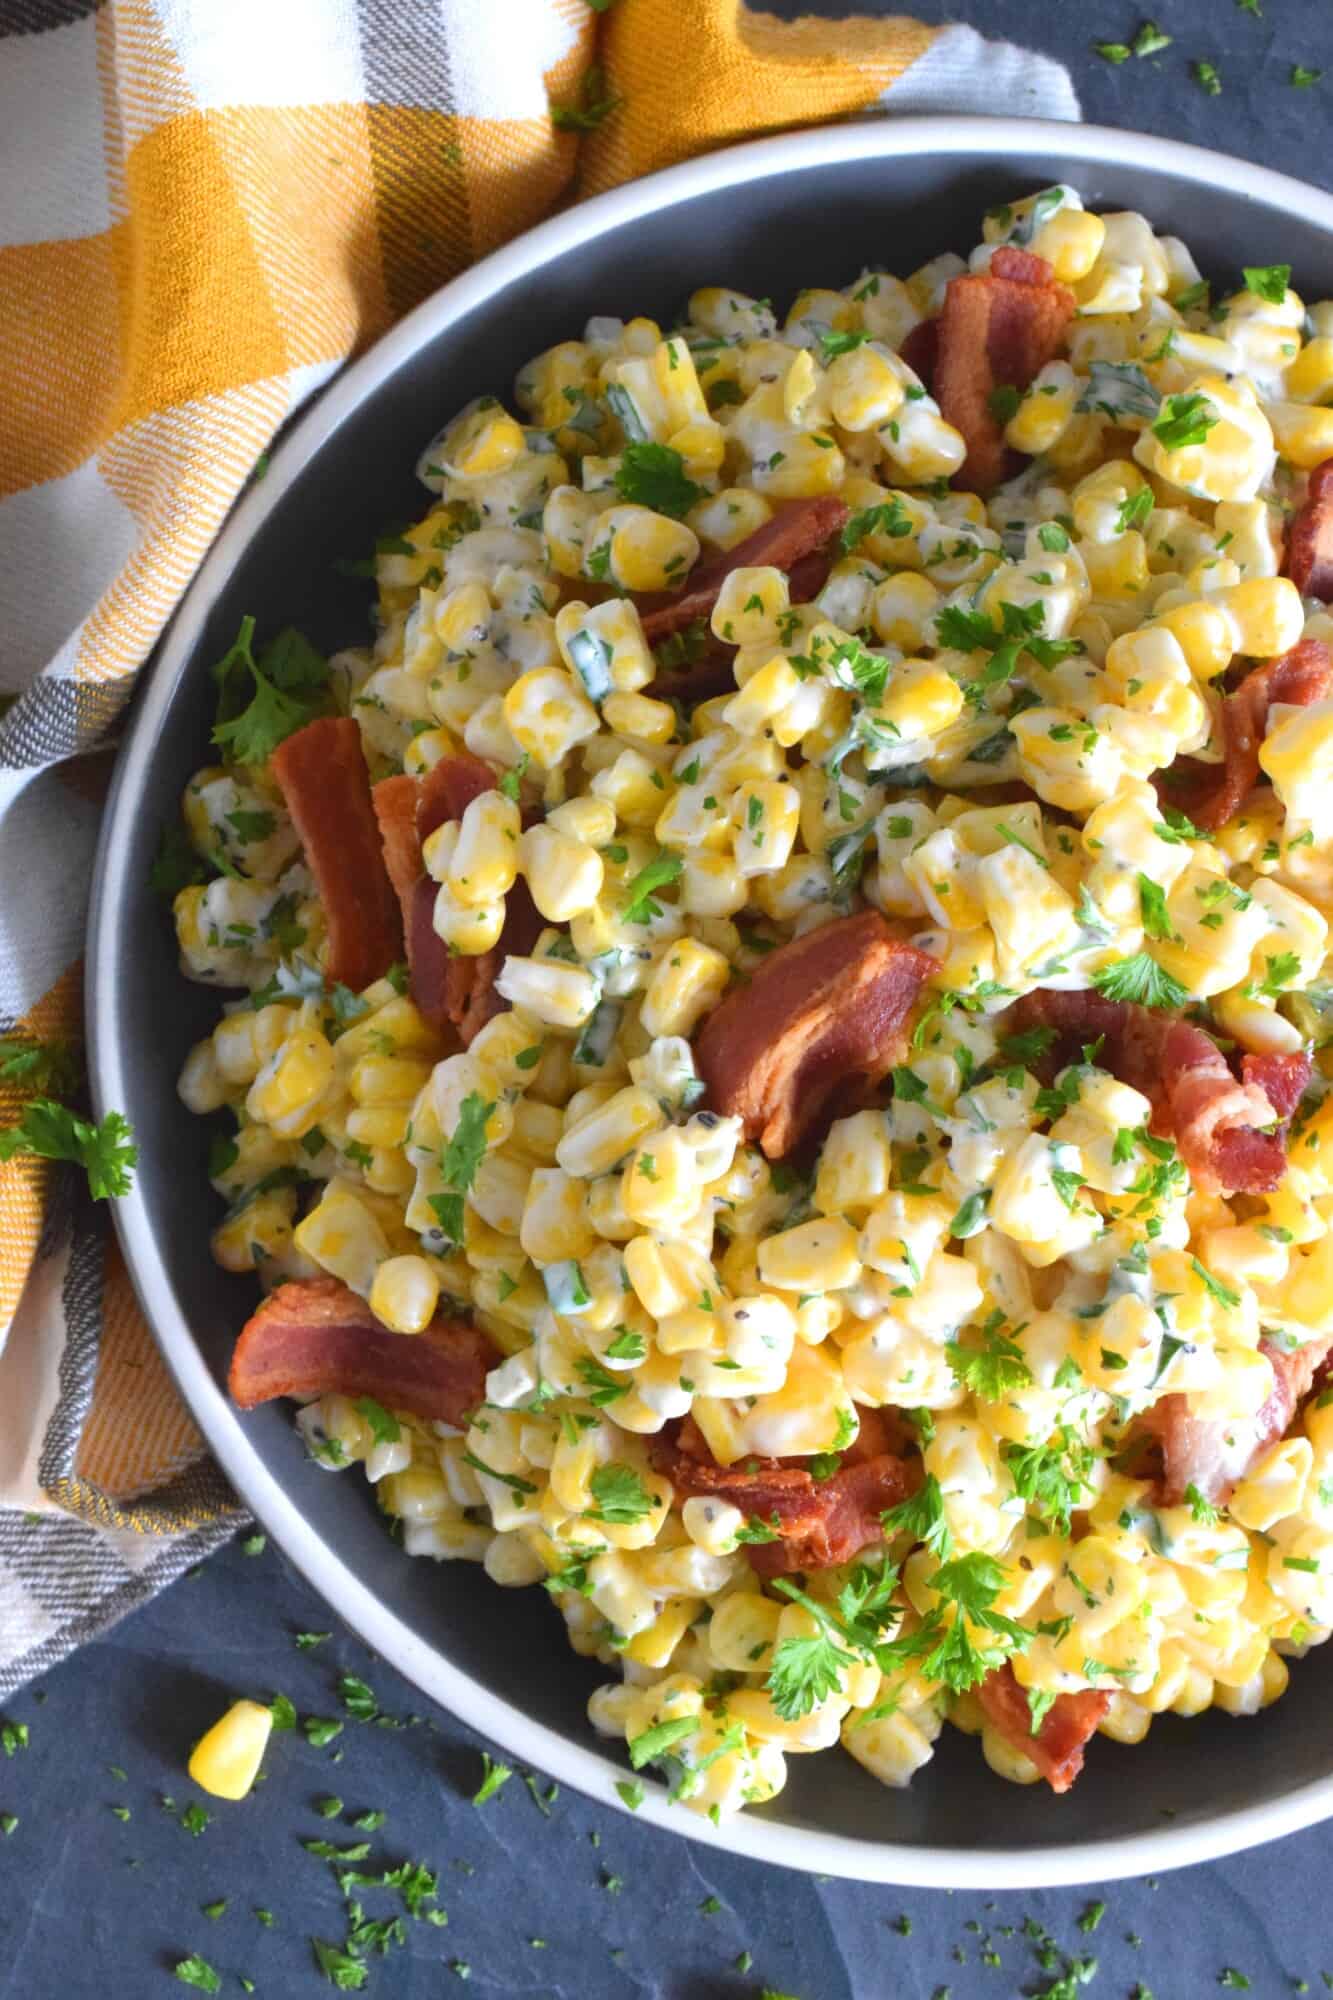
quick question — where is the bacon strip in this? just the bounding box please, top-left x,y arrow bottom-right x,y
649,1409 -> 919,1577
229,1276 -> 497,1430
897,316 -> 938,388
270,718 -> 403,992
1135,1327 -> 1333,1507
636,496 -> 850,644
932,249 -> 1076,493
372,775 -> 423,933
1158,637 -> 1333,831
696,911 -> 935,1159
1005,989 -> 1307,1194
1284,458 -> 1333,602
976,1665 -> 1109,1794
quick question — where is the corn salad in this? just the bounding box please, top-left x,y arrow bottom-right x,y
171,183 -> 1333,1815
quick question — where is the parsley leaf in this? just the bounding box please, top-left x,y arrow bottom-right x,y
766,1628 -> 856,1720
881,1473 -> 952,1557
1152,393 -> 1220,451
173,1958 -> 222,1993
621,848 -> 683,924
472,1752 -> 514,1806
587,1463 -> 655,1526
1002,1433 -> 1094,1535
841,498 -> 913,550
946,1313 -> 1033,1400
150,823 -> 211,898
1092,953 -> 1189,1010
1137,873 -> 1177,943
429,1090 -> 495,1242
627,1715 -> 697,1768
549,60 -> 621,131
211,617 -> 330,765
0,1101 -> 137,1199
0,1035 -> 82,1097
1185,1481 -> 1220,1526
1242,263 -> 1291,304
312,1939 -> 369,1990
613,441 -> 704,520
1115,487 -> 1154,533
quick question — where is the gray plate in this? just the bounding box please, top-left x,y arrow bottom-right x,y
88,116 -> 1333,1886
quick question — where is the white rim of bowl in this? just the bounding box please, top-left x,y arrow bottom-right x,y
89,115 -> 1333,1888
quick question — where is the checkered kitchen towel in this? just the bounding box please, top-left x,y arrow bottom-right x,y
0,0 -> 1078,1694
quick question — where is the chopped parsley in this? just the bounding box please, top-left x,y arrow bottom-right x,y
621,848 -> 684,924
613,440 -> 704,519
472,1752 -> 514,1805
210,617 -> 330,765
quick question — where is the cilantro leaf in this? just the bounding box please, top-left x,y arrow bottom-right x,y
613,441 -> 704,520
0,1101 -> 137,1199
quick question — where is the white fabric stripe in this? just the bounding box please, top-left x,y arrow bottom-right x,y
0,461 -> 139,688
435,0 -> 582,119
878,22 -> 1081,123
0,11 -> 111,249
160,0 -> 367,112
0,767 -> 99,1021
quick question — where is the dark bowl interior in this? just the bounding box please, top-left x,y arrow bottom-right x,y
98,131 -> 1333,1866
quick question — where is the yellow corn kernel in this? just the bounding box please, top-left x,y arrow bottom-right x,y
1133,372 -> 1275,503
245,1025 -> 334,1138
602,691 -> 676,745
555,595 -> 655,698
446,788 -> 520,907
557,1087 -> 666,1180
434,397 -> 527,478
621,1129 -> 703,1229
757,1216 -> 861,1294
1218,576 -> 1305,660
369,1254 -> 440,1335
348,1054 -> 433,1107
1268,400 -> 1333,469
188,1699 -> 274,1801
294,1179 -> 391,1297
1139,601 -> 1233,681
639,937 -> 731,1038
731,779 -> 800,877
213,1004 -> 293,1087
493,953 -> 600,1029
827,344 -> 904,431
688,486 -> 772,549
1259,698 -> 1333,827
589,747 -> 674,826
503,666 -> 600,771
1005,361 -> 1077,455
211,1187 -> 297,1273
590,504 -> 700,594
1031,205 -> 1106,282
519,822 -> 603,923
871,571 -> 940,650
880,398 -> 967,482
1285,337 -> 1333,404
677,850 -> 747,917
721,653 -> 801,735
710,566 -> 791,647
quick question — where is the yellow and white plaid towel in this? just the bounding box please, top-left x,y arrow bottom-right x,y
0,0 -> 1076,1693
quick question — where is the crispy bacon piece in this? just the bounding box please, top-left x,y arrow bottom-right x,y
636,496 -> 850,645
1005,989 -> 1307,1194
1243,1049 -> 1313,1121
271,718 -> 402,993
646,547 -> 835,704
1158,637 -> 1333,831
229,1277 -> 497,1429
932,249 -> 1076,493
416,749 -> 495,838
372,775 -> 423,933
377,753 -> 541,1047
1284,457 -> 1333,602
976,1665 -> 1109,1794
649,1409 -> 919,1577
696,911 -> 935,1159
1135,1327 -> 1333,1506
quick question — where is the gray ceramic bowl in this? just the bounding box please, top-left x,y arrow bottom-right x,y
89,116 -> 1333,1886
